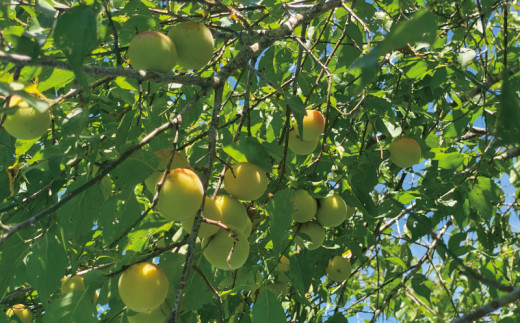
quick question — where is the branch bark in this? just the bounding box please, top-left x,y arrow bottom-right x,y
0,50 -> 206,87
452,287 -> 520,323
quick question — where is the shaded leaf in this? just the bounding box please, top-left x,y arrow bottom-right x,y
26,231 -> 68,305
223,137 -> 272,171
54,4 -> 100,91
251,289 -> 286,323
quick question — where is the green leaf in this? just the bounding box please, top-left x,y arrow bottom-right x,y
457,48 -> 476,68
326,312 -> 349,323
0,81 -> 49,113
251,289 -> 286,323
26,231 -> 68,305
284,95 -> 306,136
386,256 -> 406,270
183,269 -> 215,311
467,177 -> 500,220
336,23 -> 363,70
53,4 -> 100,91
99,191 -> 141,246
411,274 -> 432,304
266,190 -> 292,256
58,184 -> 103,245
43,292 -> 97,323
405,61 -> 428,79
379,10 -> 437,53
0,235 -> 29,299
222,137 -> 272,171
510,160 -> 520,185
288,254 -> 306,295
431,148 -> 465,170
495,72 -> 520,145
15,137 -> 38,156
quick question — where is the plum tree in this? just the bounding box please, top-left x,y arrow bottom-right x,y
290,189 -> 317,223
181,196 -> 223,239
316,193 -> 348,228
2,1 -> 514,322
223,162 -> 268,201
144,150 -> 191,193
5,304 -> 32,323
295,222 -> 325,250
156,168 -> 204,221
388,138 -> 421,168
294,109 -> 325,141
118,262 -> 169,313
215,195 -> 248,232
202,228 -> 250,270
326,256 -> 351,282
287,129 -> 319,155
3,95 -> 51,140
127,31 -> 177,73
167,22 -> 214,70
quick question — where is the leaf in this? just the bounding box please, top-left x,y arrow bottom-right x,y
284,95 -> 306,136
288,254 -> 306,295
385,256 -> 406,270
510,160 -> 520,185
457,48 -> 476,68
99,191 -> 142,246
0,81 -> 50,113
182,269 -> 215,311
326,312 -> 349,323
467,177 -> 500,220
495,72 -> 520,145
431,148 -> 465,171
0,235 -> 29,299
222,137 -> 272,171
336,23 -> 363,70
26,231 -> 68,305
251,289 -> 286,323
381,119 -> 402,137
58,183 -> 103,245
411,274 -> 432,304
266,190 -> 292,256
53,4 -> 100,91
15,137 -> 38,156
405,61 -> 428,79
379,10 -> 437,53
43,292 -> 97,323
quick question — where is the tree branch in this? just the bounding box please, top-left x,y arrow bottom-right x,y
452,286 -> 520,323
167,85 -> 224,323
0,50 -> 206,87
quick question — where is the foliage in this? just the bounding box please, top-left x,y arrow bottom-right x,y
1,0 -> 520,322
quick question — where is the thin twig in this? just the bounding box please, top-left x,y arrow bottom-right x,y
451,286 -> 520,323
167,86 -> 224,323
